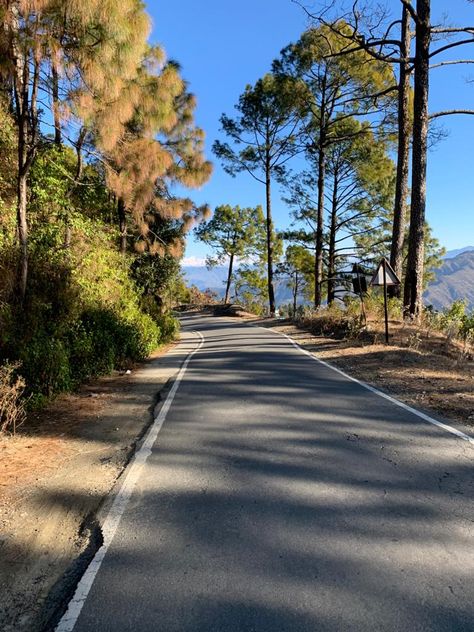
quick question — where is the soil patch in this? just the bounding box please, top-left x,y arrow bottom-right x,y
0,342 -> 182,631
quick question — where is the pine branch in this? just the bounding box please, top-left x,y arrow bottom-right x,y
430,59 -> 474,69
430,38 -> 474,58
429,109 -> 474,120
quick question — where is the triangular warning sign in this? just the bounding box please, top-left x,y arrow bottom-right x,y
370,258 -> 401,287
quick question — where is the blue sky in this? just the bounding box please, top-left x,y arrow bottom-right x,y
147,0 -> 474,263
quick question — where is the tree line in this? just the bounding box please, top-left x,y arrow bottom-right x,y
0,1 -> 211,405
205,0 -> 473,317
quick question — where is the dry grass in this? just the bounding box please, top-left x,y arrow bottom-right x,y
0,362 -> 27,434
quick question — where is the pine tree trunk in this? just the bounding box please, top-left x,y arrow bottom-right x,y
314,74 -> 327,309
75,127 -> 86,181
10,3 -> 29,302
293,272 -> 298,315
225,253 -> 234,304
16,79 -> 29,301
265,151 -> 276,316
64,128 -> 86,249
16,170 -> 28,300
52,62 -> 61,145
315,146 -> 325,309
390,6 -> 412,298
327,172 -> 338,305
118,198 -> 127,254
10,12 -> 40,301
404,0 -> 430,317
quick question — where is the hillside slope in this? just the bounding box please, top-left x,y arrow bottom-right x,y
425,251 -> 474,309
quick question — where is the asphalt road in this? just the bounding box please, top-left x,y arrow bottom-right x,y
62,315 -> 473,632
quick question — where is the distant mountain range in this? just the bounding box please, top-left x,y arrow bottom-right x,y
424,250 -> 474,310
183,266 -> 229,294
444,246 -> 474,259
182,265 -> 295,304
183,247 -> 474,310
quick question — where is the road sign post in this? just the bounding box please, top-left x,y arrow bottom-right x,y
370,258 -> 401,344
382,259 -> 389,344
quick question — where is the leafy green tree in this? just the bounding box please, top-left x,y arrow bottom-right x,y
213,73 -> 303,315
235,267 -> 268,316
194,204 -> 265,303
234,232 -> 283,315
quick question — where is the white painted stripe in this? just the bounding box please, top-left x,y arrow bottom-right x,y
265,327 -> 474,447
56,331 -> 205,632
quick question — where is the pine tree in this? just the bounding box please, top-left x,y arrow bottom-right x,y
195,205 -> 265,303
0,0 -> 152,299
277,245 -> 314,314
213,73 -> 303,316
276,23 -> 396,308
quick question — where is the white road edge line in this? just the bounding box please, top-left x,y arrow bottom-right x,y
265,326 -> 474,447
56,331 -> 205,632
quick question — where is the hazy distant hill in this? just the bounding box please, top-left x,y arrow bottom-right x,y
424,251 -> 474,309
184,250 -> 474,311
182,266 -> 229,296
182,265 -> 295,303
444,246 -> 474,259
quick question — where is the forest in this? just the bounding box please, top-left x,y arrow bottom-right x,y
1,0 -> 474,431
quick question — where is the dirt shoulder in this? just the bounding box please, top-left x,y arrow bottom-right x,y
234,315 -> 474,431
0,338 -> 189,632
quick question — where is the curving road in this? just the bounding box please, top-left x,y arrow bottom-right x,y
59,315 -> 474,632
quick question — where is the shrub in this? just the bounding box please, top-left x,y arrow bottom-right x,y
0,144 -> 181,412
294,305 -> 356,339
19,336 -> 71,397
438,300 -> 467,341
0,234 -> 166,402
156,313 -> 179,342
363,290 -> 403,320
0,362 -> 27,434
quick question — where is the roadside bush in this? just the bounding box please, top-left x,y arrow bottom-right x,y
295,305 -> 355,339
434,300 -> 474,347
363,290 -> 403,320
156,313 -> 180,342
460,312 -> 474,343
291,292 -> 404,341
19,336 -> 71,397
0,144 -> 181,412
0,361 -> 27,434
0,230 -> 166,402
438,300 -> 467,340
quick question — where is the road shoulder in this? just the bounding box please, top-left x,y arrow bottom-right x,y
0,338 -> 190,632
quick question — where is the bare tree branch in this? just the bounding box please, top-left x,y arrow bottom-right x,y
430,38 -> 474,58
429,109 -> 474,120
430,59 -> 474,69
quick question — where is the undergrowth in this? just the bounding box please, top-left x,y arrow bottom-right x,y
287,293 -> 474,358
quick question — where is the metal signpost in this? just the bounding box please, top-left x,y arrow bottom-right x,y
370,258 -> 401,344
